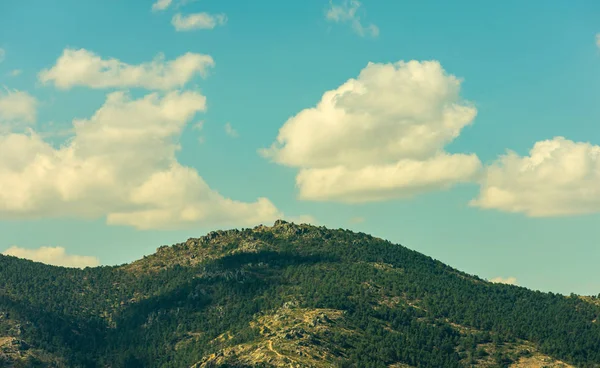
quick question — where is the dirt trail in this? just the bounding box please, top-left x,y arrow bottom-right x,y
267,340 -> 284,358
267,340 -> 301,364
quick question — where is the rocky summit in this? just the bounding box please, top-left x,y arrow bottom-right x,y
0,221 -> 598,367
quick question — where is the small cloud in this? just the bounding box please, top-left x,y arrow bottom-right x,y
596,33 -> 600,49
172,12 -> 227,31
349,216 -> 365,224
152,0 -> 172,11
2,246 -> 100,268
9,69 -> 22,77
490,276 -> 518,285
192,121 -> 204,131
224,122 -> 238,138
326,0 -> 379,38
192,121 -> 204,143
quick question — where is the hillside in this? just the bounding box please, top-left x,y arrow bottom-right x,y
0,220 -> 599,367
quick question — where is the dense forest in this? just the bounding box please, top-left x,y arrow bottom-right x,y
0,220 -> 599,367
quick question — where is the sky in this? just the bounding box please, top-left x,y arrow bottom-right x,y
0,0 -> 600,295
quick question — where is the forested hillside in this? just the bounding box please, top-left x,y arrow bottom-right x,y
1,220 -> 599,367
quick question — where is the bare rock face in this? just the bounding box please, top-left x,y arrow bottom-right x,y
271,220 -> 307,237
192,303 -> 347,368
273,219 -> 288,227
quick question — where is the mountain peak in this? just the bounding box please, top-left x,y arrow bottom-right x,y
128,220 -> 320,273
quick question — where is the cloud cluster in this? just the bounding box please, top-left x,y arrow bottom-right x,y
326,0 -> 379,38
262,60 -> 481,203
471,137 -> 600,217
0,90 -> 281,229
7,8 -> 597,234
2,246 -> 100,268
172,13 -> 227,31
39,48 -> 214,90
490,276 -> 518,285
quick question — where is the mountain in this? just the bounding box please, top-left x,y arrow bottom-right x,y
0,220 -> 599,367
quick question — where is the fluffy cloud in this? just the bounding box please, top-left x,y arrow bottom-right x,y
0,90 -> 281,229
152,0 -> 172,11
490,276 -> 517,285
224,122 -> 238,138
471,137 -> 600,217
2,246 -> 100,268
326,0 -> 379,38
261,60 -> 481,203
0,89 -> 38,126
39,49 -> 214,90
172,13 -> 227,31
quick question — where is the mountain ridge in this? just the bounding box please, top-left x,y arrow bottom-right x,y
0,220 -> 599,367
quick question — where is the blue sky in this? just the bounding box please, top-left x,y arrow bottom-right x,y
1,0 -> 600,295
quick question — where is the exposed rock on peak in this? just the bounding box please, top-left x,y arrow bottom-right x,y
273,219 -> 288,227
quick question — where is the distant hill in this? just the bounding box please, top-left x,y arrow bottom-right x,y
1,220 -> 599,367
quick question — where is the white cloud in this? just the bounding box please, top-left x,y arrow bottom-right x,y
596,33 -> 600,49
471,137 -> 600,217
224,122 -> 238,138
152,0 -> 172,11
490,276 -> 518,285
172,12 -> 227,31
2,246 -> 100,268
326,0 -> 379,38
39,48 -> 214,90
0,90 -> 282,230
9,69 -> 22,77
0,89 -> 38,125
261,60 -> 481,203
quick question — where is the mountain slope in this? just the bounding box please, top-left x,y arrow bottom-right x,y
0,220 -> 599,367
